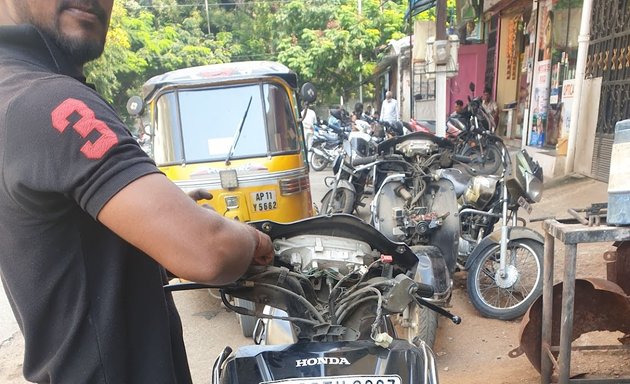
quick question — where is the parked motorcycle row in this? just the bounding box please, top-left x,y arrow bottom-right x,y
169,83 -> 546,384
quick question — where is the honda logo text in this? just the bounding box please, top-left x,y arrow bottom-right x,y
296,357 -> 351,367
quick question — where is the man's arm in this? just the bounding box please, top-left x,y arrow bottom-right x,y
97,173 -> 274,284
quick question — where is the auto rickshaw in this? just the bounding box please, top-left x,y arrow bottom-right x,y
128,61 -> 314,223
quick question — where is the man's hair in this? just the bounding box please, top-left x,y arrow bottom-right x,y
455,99 -> 464,107
483,86 -> 492,95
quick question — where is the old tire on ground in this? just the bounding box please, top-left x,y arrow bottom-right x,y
320,188 -> 354,214
467,239 -> 543,320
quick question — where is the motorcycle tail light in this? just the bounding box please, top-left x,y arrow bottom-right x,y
279,175 -> 310,196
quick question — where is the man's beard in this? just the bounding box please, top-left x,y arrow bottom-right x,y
51,29 -> 105,65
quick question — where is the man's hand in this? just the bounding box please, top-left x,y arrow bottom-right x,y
188,189 -> 213,202
251,229 -> 274,266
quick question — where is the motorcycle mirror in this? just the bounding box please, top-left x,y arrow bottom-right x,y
126,95 -> 144,117
469,82 -> 475,93
300,82 -> 317,104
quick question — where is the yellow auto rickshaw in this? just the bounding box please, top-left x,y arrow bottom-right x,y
128,61 -> 314,222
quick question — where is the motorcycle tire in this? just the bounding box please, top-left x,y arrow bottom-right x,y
234,298 -> 257,338
320,188 -> 354,214
466,239 -> 543,320
309,152 -> 329,172
463,145 -> 502,175
400,303 -> 438,348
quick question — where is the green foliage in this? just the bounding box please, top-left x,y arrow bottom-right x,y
86,0 -> 415,117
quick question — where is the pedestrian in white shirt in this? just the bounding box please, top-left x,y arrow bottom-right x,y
380,91 -> 399,123
301,102 -> 317,148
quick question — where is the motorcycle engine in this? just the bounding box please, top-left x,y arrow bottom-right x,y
395,140 -> 439,158
273,235 -> 379,296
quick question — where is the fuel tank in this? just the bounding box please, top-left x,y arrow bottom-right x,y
219,340 -> 437,384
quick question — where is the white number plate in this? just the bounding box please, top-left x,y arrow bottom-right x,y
518,195 -> 533,214
264,375 -> 402,384
251,190 -> 278,212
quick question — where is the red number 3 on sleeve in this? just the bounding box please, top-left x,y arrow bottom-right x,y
51,98 -> 119,160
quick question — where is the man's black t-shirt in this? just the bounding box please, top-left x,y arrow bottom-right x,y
0,25 -> 193,383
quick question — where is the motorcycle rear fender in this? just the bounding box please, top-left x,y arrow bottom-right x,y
463,227 -> 544,270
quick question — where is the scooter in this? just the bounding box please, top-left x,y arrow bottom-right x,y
166,215 -> 461,384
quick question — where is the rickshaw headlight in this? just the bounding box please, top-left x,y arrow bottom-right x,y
220,169 -> 239,189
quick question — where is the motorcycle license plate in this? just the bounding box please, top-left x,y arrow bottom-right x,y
518,196 -> 533,214
264,375 -> 402,384
251,190 -> 278,212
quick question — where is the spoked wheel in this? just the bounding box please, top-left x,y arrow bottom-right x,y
467,239 -> 543,320
320,188 -> 354,214
309,150 -> 329,171
399,302 -> 438,348
464,145 -> 502,175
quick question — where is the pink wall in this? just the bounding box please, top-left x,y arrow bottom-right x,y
447,44 -> 488,114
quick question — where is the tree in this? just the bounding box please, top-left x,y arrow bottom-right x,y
85,0 -> 411,119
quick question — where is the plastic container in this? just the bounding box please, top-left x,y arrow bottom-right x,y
607,119 -> 630,225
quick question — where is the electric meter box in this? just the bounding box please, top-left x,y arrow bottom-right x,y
425,35 -> 459,77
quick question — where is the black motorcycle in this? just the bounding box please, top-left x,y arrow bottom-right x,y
167,215 -> 460,384
438,147 -> 544,320
320,131 -> 379,215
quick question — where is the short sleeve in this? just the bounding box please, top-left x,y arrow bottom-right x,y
2,76 -> 160,219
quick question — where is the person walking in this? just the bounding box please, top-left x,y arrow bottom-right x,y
380,91 -> 399,123
0,1 -> 273,383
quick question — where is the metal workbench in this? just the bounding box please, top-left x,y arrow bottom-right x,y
541,218 -> 630,383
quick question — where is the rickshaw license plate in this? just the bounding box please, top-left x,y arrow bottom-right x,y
264,375 -> 402,384
251,190 -> 278,212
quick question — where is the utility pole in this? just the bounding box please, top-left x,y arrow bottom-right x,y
204,0 -> 211,35
435,0 -> 448,136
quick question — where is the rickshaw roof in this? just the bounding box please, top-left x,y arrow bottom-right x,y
142,61 -> 298,99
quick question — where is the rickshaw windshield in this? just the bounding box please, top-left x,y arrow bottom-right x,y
152,82 -> 300,165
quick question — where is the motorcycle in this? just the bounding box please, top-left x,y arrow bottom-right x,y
167,215 -> 460,384
320,130 -> 380,215
368,132 -> 461,299
438,146 -> 544,320
309,120 -> 347,172
447,83 -> 503,175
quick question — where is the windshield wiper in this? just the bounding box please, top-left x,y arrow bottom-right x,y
225,96 -> 253,165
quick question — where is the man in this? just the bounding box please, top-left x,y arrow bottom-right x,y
453,99 -> 465,114
301,101 -> 317,148
0,1 -> 273,383
379,91 -> 399,123
482,86 -> 499,129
